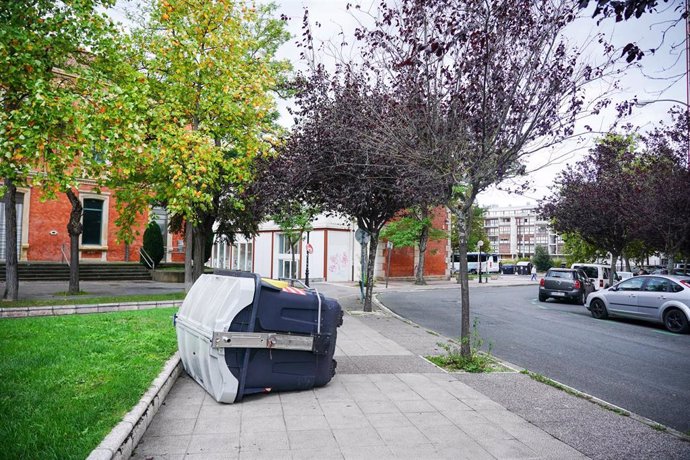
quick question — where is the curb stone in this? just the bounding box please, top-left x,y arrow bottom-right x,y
86,353 -> 182,460
0,300 -> 183,319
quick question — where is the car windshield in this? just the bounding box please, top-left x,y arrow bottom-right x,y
575,266 -> 598,278
547,270 -> 573,279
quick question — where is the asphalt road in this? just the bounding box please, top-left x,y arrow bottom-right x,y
379,285 -> 690,433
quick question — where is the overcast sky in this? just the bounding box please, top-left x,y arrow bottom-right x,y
112,1 -> 688,208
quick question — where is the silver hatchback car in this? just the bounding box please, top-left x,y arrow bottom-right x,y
585,275 -> 690,333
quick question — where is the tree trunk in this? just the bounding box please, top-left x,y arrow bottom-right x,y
455,205 -> 472,358
184,221 -> 193,291
192,223 -> 206,282
66,189 -> 82,295
291,239 -> 297,280
624,255 -> 631,272
608,253 -> 618,287
2,179 -> 18,301
415,216 -> 429,285
665,244 -> 675,273
363,229 -> 379,312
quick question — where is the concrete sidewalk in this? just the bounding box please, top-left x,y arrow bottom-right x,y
130,282 -> 689,460
133,314 -> 585,460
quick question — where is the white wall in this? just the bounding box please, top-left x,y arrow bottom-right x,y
253,233 -> 272,277
299,230 -> 325,280
326,230 -> 354,282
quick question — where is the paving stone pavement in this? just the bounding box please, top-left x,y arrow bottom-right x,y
133,314 -> 587,460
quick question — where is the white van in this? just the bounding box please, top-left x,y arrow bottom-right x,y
571,263 -> 612,290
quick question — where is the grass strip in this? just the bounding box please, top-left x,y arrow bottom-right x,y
0,292 -> 185,308
521,370 -> 630,416
0,308 -> 178,459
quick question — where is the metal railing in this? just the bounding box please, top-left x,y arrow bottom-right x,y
60,243 -> 70,268
139,247 -> 155,271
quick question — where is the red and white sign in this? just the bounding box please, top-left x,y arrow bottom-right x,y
306,243 -> 314,254
283,286 -> 306,296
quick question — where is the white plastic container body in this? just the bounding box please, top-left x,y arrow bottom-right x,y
175,274 -> 256,403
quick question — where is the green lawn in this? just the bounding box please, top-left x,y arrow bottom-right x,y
0,292 -> 185,308
0,308 -> 179,459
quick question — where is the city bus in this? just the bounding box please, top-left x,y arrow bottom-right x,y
451,252 -> 500,274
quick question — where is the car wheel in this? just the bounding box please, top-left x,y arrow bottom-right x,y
538,293 -> 547,302
579,292 -> 586,305
590,299 -> 608,319
663,308 -> 689,334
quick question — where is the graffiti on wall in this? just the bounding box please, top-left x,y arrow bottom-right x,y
328,252 -> 349,274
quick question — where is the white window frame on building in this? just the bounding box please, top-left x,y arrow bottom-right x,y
79,192 -> 109,253
276,233 -> 298,279
0,191 -> 25,261
233,241 -> 253,272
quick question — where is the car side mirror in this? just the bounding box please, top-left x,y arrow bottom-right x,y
609,286 -> 618,291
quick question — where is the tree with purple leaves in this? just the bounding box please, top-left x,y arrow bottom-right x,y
541,134 -> 640,286
274,64 -> 446,311
636,108 -> 690,271
354,0 -> 618,356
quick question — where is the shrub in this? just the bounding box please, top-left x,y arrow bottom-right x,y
141,221 -> 165,267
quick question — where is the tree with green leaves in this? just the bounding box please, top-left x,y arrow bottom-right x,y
271,203 -> 317,280
1,0 -> 144,298
532,245 -> 553,272
118,0 -> 290,289
451,206 -> 490,258
561,232 -> 608,266
381,207 -> 447,285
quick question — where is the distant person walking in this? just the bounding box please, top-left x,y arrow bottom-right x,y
530,266 -> 537,281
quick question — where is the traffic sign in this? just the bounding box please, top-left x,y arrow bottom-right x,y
355,228 -> 370,244
306,243 -> 313,254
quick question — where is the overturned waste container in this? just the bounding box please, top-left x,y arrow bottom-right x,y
175,270 -> 343,403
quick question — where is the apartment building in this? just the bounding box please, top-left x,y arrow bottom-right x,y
483,205 -> 564,259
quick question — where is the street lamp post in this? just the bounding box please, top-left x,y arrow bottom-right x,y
478,240 -> 484,284
304,231 -> 310,287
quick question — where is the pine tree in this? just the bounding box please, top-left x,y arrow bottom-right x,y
141,221 -> 165,268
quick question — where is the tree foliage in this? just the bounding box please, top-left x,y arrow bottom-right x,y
451,206 -> 490,255
117,0 -> 290,287
271,202 -> 317,279
350,0 -> 617,356
636,108 -> 690,269
276,55 -> 446,310
381,207 -> 447,285
541,134 -> 639,284
532,245 -> 553,272
1,0 -> 143,297
561,232 -> 607,266
141,221 -> 165,267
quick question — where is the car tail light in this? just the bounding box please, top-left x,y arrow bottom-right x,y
574,280 -> 581,289
600,279 -> 604,288
540,278 -> 545,286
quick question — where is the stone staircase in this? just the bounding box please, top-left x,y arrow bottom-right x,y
0,262 -> 152,281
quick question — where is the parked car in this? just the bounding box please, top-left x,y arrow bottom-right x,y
539,268 -> 595,304
571,263 -> 612,290
617,271 -> 634,280
585,275 -> 690,333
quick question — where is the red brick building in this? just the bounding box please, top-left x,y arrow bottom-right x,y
0,180 -> 185,263
380,207 -> 450,279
